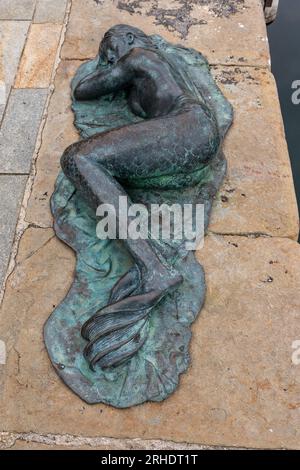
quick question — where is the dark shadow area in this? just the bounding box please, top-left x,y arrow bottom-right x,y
267,0 -> 300,237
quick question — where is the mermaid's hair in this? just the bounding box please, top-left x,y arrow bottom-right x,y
100,24 -> 208,106
100,24 -> 154,49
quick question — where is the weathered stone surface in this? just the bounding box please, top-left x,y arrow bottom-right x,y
8,441 -> 94,450
25,61 -> 79,226
0,0 -> 36,20
9,442 -> 116,450
0,176 -> 27,287
0,0 -> 298,451
25,62 -> 299,240
15,23 -> 62,88
0,89 -> 47,173
210,66 -> 299,239
0,21 -> 30,114
61,0 -> 269,67
0,39 -> 4,122
0,340 -> 5,365
5,433 -> 209,450
34,0 -> 68,24
0,232 -> 300,449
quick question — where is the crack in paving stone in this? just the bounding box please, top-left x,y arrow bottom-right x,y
209,231 -> 272,238
0,340 -> 6,365
12,347 -> 21,374
22,234 -> 56,262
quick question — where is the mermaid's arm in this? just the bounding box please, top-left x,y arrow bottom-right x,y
74,60 -> 132,101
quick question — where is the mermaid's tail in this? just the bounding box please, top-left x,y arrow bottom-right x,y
81,270 -> 182,370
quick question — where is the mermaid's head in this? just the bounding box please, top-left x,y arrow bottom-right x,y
99,24 -> 154,64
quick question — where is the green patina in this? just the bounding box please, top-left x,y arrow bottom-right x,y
44,34 -> 232,407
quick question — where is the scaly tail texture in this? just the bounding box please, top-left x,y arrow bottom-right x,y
81,265 -> 182,370
81,268 -> 166,370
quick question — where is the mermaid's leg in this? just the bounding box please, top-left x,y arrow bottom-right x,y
61,144 -> 181,286
61,138 -> 183,369
61,106 -> 219,368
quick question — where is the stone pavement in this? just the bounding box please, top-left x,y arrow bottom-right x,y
0,0 -> 67,288
0,0 -> 299,450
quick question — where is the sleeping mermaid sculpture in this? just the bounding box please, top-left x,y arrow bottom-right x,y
44,24 -> 233,407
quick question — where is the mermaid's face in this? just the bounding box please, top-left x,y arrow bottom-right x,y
99,32 -> 135,65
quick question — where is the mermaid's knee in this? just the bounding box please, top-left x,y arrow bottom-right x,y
61,143 -> 85,182
187,107 -> 220,164
61,144 -> 74,176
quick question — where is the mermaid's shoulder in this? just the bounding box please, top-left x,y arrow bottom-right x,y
150,34 -> 209,68
150,34 -> 233,137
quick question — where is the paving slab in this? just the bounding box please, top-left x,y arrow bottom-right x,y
0,0 -> 36,20
25,60 -> 299,239
0,231 -> 299,449
0,88 -> 47,173
0,21 -> 30,114
0,175 -> 27,287
0,39 -> 4,122
25,61 -> 80,227
210,66 -> 299,239
61,0 -> 270,67
15,23 -> 62,88
34,0 -> 68,24
0,106 -> 4,127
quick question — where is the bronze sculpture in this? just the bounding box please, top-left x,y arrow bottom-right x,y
45,25 -> 233,407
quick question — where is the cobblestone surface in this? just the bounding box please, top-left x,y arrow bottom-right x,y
0,21 -> 30,117
15,23 -> 62,88
0,175 -> 27,286
34,0 -> 68,24
0,0 -> 36,20
0,89 -> 47,173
